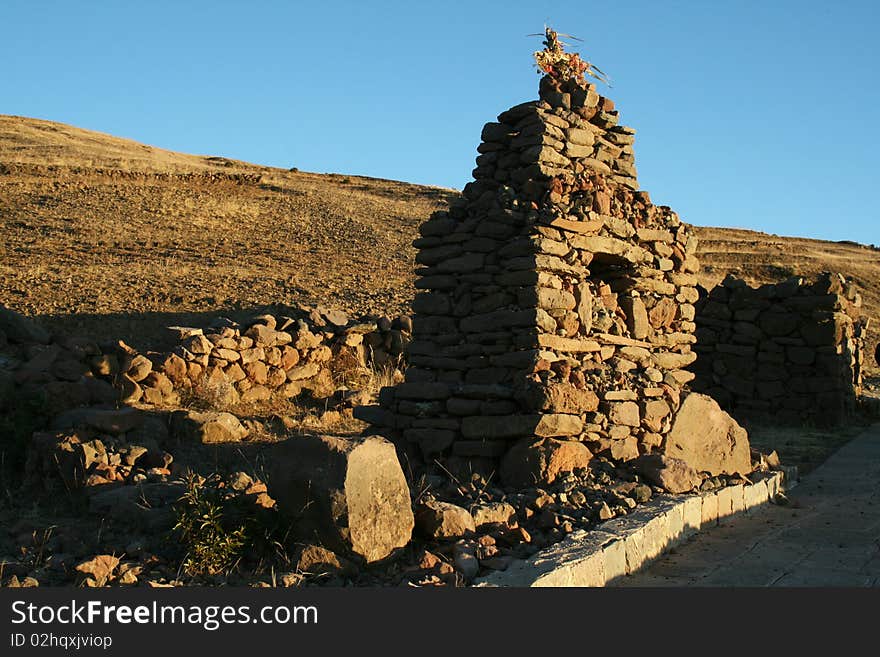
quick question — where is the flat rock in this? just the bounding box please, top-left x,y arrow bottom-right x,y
166,326 -> 204,340
472,502 -> 517,529
295,544 -> 351,576
522,382 -> 599,414
607,401 -> 640,427
171,410 -> 248,444
245,324 -> 293,347
75,555 -> 119,586
318,307 -> 349,327
127,354 -> 153,382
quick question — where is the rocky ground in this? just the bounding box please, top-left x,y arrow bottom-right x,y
0,408 -> 772,589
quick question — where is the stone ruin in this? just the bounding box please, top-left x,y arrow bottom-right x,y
362,62 -> 753,483
1,34 -> 870,580
692,272 -> 867,425
6,304 -> 411,421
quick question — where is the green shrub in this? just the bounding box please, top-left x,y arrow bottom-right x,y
172,474 -> 248,577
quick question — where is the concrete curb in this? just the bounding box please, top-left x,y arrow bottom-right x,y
474,467 -> 798,587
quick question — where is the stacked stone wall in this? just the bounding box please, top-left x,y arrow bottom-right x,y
366,77 -> 711,468
6,305 -> 411,417
691,273 -> 866,424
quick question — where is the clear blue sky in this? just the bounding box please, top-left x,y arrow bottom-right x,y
3,1 -> 878,246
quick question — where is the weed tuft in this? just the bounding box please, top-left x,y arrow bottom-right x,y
172,473 -> 248,577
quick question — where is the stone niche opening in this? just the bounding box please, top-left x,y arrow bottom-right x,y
361,71 -> 752,485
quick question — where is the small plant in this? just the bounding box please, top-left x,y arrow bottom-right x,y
172,474 -> 248,577
20,525 -> 55,571
532,26 -> 610,87
179,373 -> 238,412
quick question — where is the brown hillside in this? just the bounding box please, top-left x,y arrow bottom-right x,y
1,115 -> 877,370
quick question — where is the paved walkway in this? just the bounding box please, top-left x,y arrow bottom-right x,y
616,424 -> 880,586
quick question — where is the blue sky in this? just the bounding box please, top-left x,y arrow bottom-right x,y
3,1 -> 878,245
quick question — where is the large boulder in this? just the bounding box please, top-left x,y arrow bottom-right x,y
632,454 -> 701,493
664,392 -> 752,476
500,437 -> 592,489
0,305 -> 50,344
266,434 -> 413,563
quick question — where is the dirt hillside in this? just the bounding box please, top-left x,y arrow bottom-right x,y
1,114 -> 877,370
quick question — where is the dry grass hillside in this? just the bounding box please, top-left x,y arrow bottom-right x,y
1,114 -> 877,371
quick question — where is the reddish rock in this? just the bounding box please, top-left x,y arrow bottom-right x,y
126,354 -> 153,382
415,500 -> 475,539
641,399 -> 671,432
607,401 -> 640,427
500,437 -> 592,488
471,502 -> 517,529
295,544 -> 351,576
171,411 -> 249,444
280,346 -> 300,369
632,454 -> 701,493
161,353 -> 187,384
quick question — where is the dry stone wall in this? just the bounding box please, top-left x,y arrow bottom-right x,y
123,308 -> 410,408
691,272 -> 866,424
364,76 -> 721,473
4,304 -> 411,419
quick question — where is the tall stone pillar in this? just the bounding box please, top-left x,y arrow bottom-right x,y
362,73 -> 749,480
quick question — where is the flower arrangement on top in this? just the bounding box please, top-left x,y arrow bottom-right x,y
533,26 -> 611,88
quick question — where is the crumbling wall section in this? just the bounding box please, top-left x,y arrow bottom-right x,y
691,273 -> 866,424
7,305 -> 412,416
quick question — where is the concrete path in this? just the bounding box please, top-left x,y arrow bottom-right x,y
615,424 -> 880,587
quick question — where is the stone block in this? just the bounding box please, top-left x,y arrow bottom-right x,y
266,434 -> 413,563
701,492 -> 719,527
716,486 -> 735,520
664,392 -> 752,476
681,495 -> 702,537
765,471 -> 782,498
532,548 -> 605,587
664,500 -> 685,546
624,512 -> 669,574
743,480 -> 769,511
603,538 -> 627,583
729,484 -> 745,515
473,529 -> 618,587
